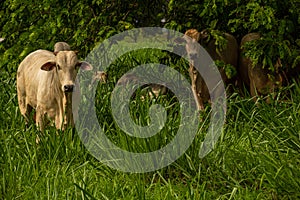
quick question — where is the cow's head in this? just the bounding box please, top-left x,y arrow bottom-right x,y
92,71 -> 107,84
184,29 -> 200,41
175,37 -> 201,66
174,29 -> 202,65
184,36 -> 202,63
40,51 -> 92,93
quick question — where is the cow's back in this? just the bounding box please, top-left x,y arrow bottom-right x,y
222,33 -> 238,68
203,33 -> 238,66
239,33 -> 261,87
18,50 -> 55,73
17,50 -> 56,108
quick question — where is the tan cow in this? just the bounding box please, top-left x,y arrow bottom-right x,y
17,50 -> 92,131
239,33 -> 283,102
182,29 -> 238,110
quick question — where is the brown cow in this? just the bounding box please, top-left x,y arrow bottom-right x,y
116,73 -> 167,100
182,29 -> 238,110
239,33 -> 283,102
92,71 -> 108,84
17,50 -> 92,131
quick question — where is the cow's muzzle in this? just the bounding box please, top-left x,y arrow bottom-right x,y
64,84 -> 75,93
189,53 -> 198,61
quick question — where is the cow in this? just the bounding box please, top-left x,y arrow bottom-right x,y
239,33 -> 283,102
179,29 -> 238,110
17,50 -> 92,131
92,71 -> 107,84
116,73 -> 167,100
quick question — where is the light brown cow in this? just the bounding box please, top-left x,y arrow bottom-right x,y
17,50 -> 92,131
182,29 -> 238,110
239,33 -> 283,102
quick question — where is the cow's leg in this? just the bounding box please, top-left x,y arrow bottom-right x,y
55,109 -> 64,130
66,93 -> 74,127
191,83 -> 204,110
249,79 -> 258,102
189,66 -> 204,111
19,103 -> 33,126
17,91 -> 32,126
25,105 -> 34,128
72,106 -> 78,126
62,109 -> 73,130
72,83 -> 80,126
17,74 -> 27,121
51,96 -> 64,130
62,93 -> 74,130
36,105 -> 45,132
17,96 -> 27,118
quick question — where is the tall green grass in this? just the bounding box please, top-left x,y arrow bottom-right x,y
1,49 -> 300,199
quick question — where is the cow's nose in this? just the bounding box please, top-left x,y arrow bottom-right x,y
64,85 -> 74,92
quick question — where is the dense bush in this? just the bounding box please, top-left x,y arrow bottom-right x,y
0,0 -> 299,74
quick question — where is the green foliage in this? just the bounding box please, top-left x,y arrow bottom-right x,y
164,0 -> 300,72
205,29 -> 228,51
0,0 -> 168,72
228,0 -> 300,71
215,60 -> 237,79
1,0 -> 300,73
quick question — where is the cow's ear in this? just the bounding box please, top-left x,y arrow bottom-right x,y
194,32 -> 200,42
76,61 -> 93,71
41,62 -> 56,71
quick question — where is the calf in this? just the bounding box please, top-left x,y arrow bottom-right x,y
117,73 -> 167,100
92,71 -> 108,84
182,29 -> 238,110
17,50 -> 92,131
239,33 -> 283,102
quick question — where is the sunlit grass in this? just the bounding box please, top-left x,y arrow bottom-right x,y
1,49 -> 300,199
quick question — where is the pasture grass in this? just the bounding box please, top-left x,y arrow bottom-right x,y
1,49 -> 300,199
